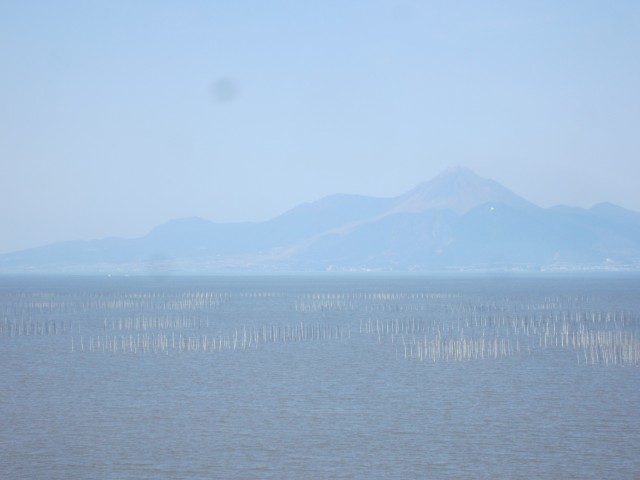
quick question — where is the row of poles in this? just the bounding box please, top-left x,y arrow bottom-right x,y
73,323 -> 351,354
360,315 -> 640,365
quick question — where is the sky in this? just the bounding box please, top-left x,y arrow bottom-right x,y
1,0 -> 639,253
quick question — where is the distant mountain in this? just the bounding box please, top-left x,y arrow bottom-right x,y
2,167 -> 640,273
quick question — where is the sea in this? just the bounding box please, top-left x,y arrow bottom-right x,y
1,274 -> 639,479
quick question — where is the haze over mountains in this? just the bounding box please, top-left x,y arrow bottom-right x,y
3,166 -> 640,274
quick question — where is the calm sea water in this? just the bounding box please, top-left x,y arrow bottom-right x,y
1,275 -> 639,479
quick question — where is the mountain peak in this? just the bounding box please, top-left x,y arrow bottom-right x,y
390,166 -> 537,215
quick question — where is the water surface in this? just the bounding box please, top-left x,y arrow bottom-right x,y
1,275 -> 639,479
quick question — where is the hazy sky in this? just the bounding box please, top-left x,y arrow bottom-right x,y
1,0 -> 639,253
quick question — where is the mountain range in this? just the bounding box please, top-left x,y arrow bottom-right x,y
3,166 -> 640,274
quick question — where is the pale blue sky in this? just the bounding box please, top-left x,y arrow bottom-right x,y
1,0 -> 639,253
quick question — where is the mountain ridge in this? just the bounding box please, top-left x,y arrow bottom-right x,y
2,167 -> 640,273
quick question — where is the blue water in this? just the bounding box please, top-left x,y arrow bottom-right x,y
1,275 -> 639,479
